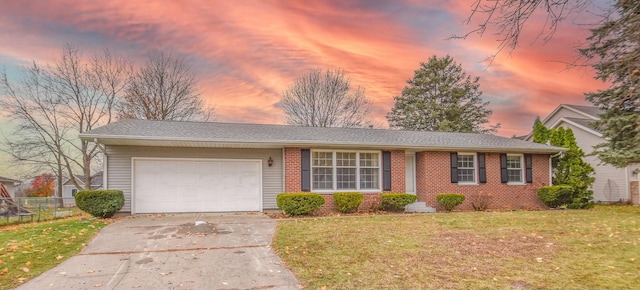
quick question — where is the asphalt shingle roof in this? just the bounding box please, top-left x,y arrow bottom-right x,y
563,104 -> 603,118
80,119 -> 564,153
564,117 -> 599,131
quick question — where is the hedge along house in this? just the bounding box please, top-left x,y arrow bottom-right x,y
79,119 -> 565,214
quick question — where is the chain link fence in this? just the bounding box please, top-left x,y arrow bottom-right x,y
0,197 -> 84,225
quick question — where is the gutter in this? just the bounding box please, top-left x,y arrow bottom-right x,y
94,138 -> 108,190
83,136 -> 567,154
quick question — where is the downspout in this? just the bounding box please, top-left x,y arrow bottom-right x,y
549,152 -> 562,186
282,148 -> 286,193
94,138 -> 108,190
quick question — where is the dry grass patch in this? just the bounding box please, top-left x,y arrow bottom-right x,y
273,206 -> 640,289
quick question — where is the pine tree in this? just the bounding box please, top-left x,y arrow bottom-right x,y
386,55 -> 499,133
532,116 -> 550,144
581,0 -> 640,167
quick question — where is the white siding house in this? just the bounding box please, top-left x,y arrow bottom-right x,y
60,171 -> 104,205
0,176 -> 22,198
527,104 -> 640,204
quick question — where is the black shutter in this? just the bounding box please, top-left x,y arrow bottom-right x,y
450,152 -> 458,183
500,153 -> 508,183
301,149 -> 311,192
382,151 -> 391,191
525,154 -> 533,183
478,153 -> 487,183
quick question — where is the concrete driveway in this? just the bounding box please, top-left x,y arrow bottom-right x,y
18,213 -> 300,289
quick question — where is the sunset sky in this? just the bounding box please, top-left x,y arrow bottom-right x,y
0,0 -> 612,177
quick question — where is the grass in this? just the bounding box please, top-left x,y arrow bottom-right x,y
0,215 -> 110,289
273,205 -> 640,289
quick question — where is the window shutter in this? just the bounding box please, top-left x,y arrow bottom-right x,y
450,152 -> 458,183
525,154 -> 533,183
478,153 -> 486,183
301,149 -> 311,192
382,151 -> 391,191
500,153 -> 508,183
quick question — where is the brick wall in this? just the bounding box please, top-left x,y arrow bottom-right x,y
282,148 -> 405,213
283,148 -> 551,213
416,152 -> 550,211
631,181 -> 639,205
389,150 -> 406,193
284,147 -> 302,192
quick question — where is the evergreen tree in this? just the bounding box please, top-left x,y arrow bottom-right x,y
532,116 -> 550,144
386,55 -> 499,133
581,0 -> 640,167
549,127 -> 595,208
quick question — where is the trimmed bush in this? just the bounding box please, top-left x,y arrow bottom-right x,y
537,185 -> 574,208
380,193 -> 417,212
436,193 -> 466,211
333,192 -> 364,213
75,190 -> 124,218
276,192 -> 325,216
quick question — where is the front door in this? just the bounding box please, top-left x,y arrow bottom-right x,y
405,154 -> 416,194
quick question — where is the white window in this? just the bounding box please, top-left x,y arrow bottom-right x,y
312,152 -> 333,190
457,153 -> 476,183
71,189 -> 78,197
311,151 -> 380,191
507,154 -> 524,183
360,153 -> 380,189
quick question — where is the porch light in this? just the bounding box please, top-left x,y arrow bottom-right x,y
268,157 -> 273,167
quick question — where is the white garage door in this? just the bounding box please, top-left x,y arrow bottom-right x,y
133,158 -> 262,214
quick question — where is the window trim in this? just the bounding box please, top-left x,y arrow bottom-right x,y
310,150 -> 382,192
506,154 -> 525,185
457,152 -> 478,185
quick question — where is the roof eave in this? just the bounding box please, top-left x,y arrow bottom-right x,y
82,134 -> 566,154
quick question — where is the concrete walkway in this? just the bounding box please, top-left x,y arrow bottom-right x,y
18,213 -> 300,289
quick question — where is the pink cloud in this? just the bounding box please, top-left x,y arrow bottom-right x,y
0,0 -> 608,139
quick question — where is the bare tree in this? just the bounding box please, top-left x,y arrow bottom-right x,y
118,50 -> 213,121
281,68 -> 372,128
0,44 -> 130,195
454,0 -> 591,59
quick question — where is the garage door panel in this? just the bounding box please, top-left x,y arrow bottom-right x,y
133,159 -> 261,214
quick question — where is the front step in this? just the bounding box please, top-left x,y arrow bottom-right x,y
405,201 -> 436,213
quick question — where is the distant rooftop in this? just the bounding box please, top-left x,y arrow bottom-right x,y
0,176 -> 21,184
563,104 -> 603,118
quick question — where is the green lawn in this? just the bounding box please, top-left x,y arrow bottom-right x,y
273,205 -> 640,289
0,216 -> 109,289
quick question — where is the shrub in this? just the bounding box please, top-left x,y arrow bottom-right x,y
470,191 -> 493,211
379,193 -> 417,212
276,192 -> 325,216
333,192 -> 364,213
436,194 -> 466,211
537,185 -> 574,208
75,190 -> 124,218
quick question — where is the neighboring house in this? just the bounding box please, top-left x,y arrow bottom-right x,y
526,104 -> 640,204
61,171 -> 104,205
79,119 -> 564,214
0,176 -> 22,198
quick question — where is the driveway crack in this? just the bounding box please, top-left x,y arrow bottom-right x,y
79,244 -> 271,256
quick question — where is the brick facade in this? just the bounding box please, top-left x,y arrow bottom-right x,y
416,151 -> 549,211
284,147 -> 302,192
282,147 -> 551,213
389,150 -> 406,193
